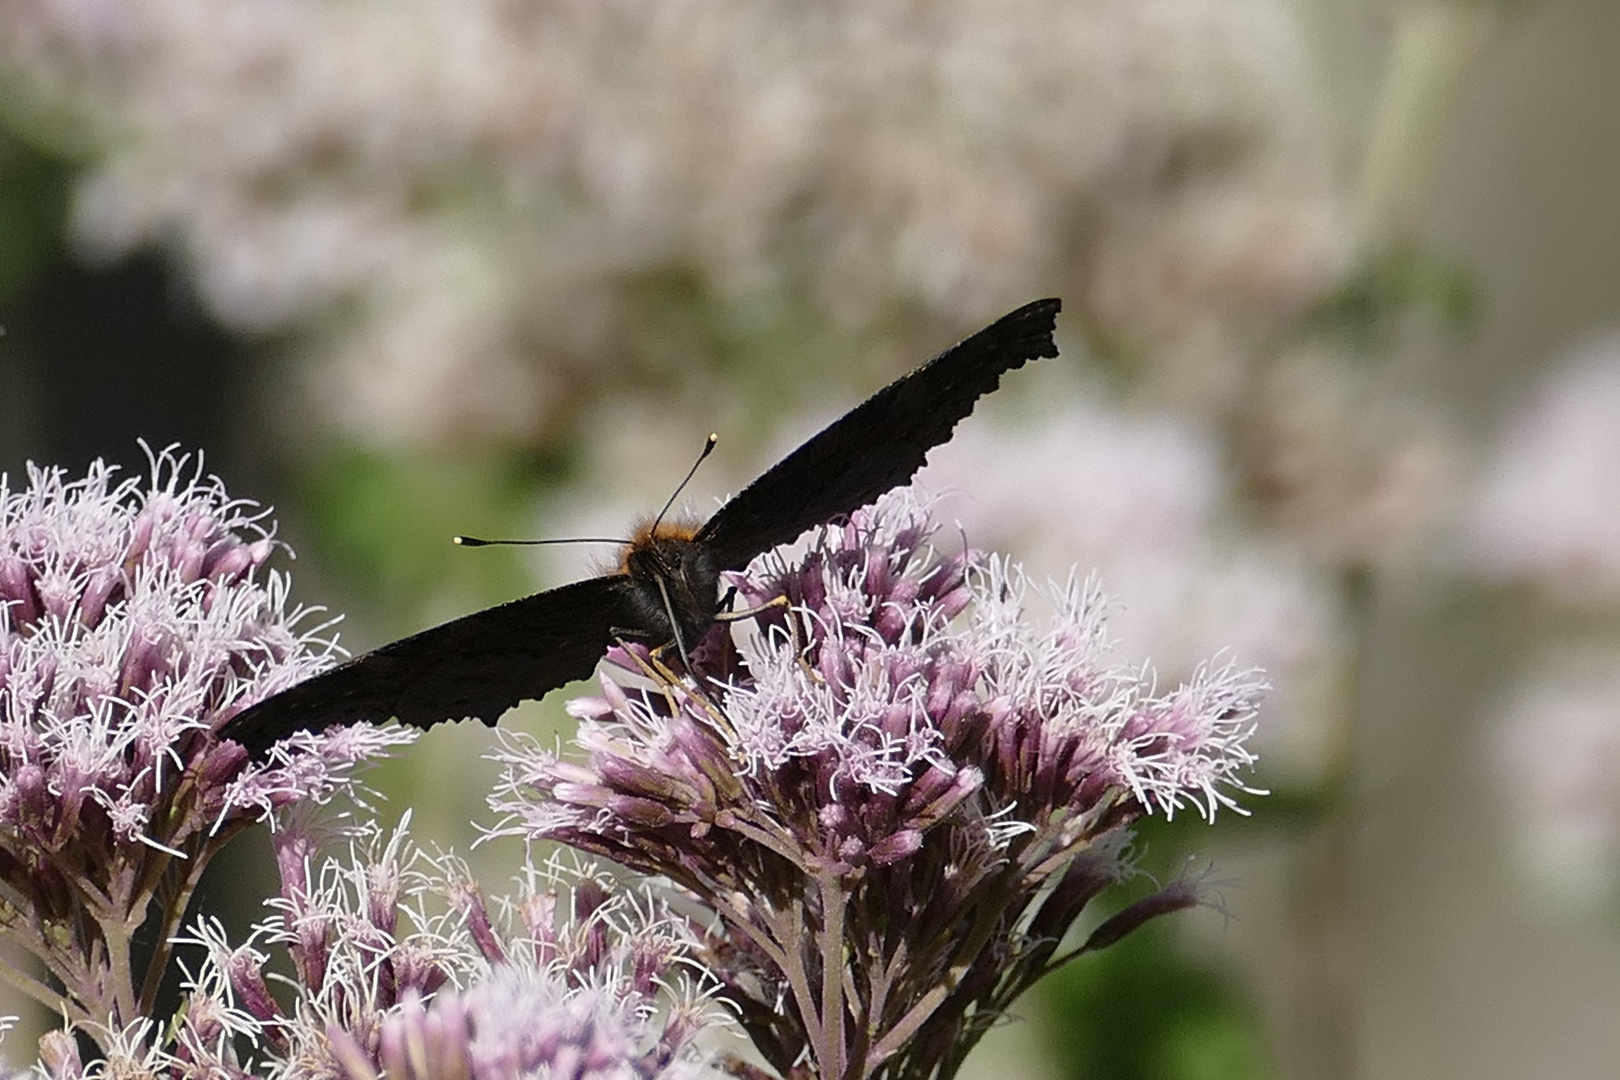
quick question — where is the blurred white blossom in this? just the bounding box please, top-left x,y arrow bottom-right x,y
1493,648 -> 1620,908
1,0 -> 1351,449
1465,334 -> 1620,602
920,385 -> 1344,786
1236,344 -> 1460,567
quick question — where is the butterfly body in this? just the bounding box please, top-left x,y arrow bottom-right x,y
223,298 -> 1062,758
614,521 -> 721,657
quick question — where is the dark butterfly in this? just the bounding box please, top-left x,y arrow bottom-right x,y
222,298 -> 1061,758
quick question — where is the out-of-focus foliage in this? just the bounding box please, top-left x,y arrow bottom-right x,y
1042,921 -> 1273,1080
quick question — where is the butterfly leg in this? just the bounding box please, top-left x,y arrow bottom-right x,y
615,636 -> 739,743
715,592 -> 825,686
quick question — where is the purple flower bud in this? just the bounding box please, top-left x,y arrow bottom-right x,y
227,947 -> 284,1023
452,879 -> 507,965
203,541 -> 256,586
395,940 -> 453,1000
1080,877 -> 1204,953
37,1029 -> 83,1080
12,762 -> 53,841
367,860 -> 401,938
77,566 -> 123,627
553,781 -> 616,809
523,890 -> 560,968
869,828 -> 923,864
595,754 -> 689,805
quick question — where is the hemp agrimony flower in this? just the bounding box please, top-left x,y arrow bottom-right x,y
165,815 -> 726,1080
0,446 -> 411,1045
491,488 -> 1265,1080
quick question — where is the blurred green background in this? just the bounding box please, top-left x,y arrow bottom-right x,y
5,1 -> 1620,1078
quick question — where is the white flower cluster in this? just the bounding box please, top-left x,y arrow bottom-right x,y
1,0 -> 1350,448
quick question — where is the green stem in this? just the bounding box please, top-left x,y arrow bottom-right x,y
814,870 -> 848,1080
1358,1 -> 1501,253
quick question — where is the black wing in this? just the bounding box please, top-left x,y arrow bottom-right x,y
222,575 -> 639,757
696,298 -> 1061,569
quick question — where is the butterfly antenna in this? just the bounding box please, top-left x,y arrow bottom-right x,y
650,433 -> 719,531
453,535 -> 629,548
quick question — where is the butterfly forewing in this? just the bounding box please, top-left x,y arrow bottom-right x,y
696,298 -> 1060,568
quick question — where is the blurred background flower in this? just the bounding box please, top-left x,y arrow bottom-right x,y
4,0 -> 1620,1078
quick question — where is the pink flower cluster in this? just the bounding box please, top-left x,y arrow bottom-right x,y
0,445 -> 409,1035
492,488 -> 1264,1079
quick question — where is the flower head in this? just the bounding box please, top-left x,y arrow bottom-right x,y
163,816 -> 727,1080
492,487 -> 1264,1079
0,444 -> 410,1037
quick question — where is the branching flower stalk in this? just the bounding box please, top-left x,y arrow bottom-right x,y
491,489 -> 1266,1080
0,446 -> 412,1050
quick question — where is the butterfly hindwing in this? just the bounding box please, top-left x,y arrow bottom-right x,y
696,298 -> 1060,569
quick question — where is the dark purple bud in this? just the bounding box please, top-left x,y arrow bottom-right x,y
1071,760 -> 1121,814
907,766 -> 982,830
607,794 -> 677,828
888,577 -> 922,615
574,879 -> 611,923
199,736 -> 249,786
452,879 -> 506,965
295,916 -> 332,997
874,601 -> 909,642
876,701 -> 913,741
119,626 -> 161,696
77,566 -> 122,627
203,539 -> 252,584
818,803 -> 853,833
1080,878 -> 1202,954
273,829 -> 317,907
1118,706 -> 1157,743
0,556 -> 38,625
630,938 -> 669,996
184,993 -> 228,1044
924,665 -> 967,724
902,763 -> 957,812
47,761 -> 88,848
227,947 -> 284,1023
1028,847 -> 1125,942
869,828 -> 923,864
670,716 -> 745,802
936,584 -> 974,621
863,548 -> 894,597
596,755 -> 690,805
393,941 -> 452,998
12,763 -> 53,838
127,501 -> 157,553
